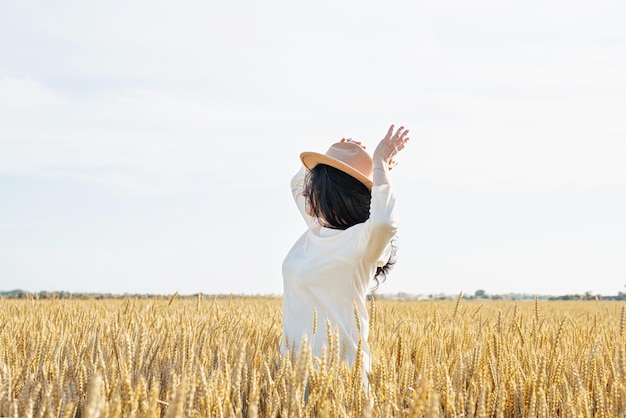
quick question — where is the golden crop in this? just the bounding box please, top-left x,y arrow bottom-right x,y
0,295 -> 624,417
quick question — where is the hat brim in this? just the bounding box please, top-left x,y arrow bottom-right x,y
300,152 -> 373,190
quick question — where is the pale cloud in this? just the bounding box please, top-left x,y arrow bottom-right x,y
0,76 -> 66,107
0,74 -> 288,195
389,244 -> 626,296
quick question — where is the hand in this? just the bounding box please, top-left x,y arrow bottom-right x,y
373,125 -> 410,170
340,137 -> 366,150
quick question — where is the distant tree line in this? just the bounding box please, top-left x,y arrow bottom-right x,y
0,289 -> 156,300
0,290 -> 275,300
466,289 -> 626,301
2,288 -> 625,301
375,288 -> 626,301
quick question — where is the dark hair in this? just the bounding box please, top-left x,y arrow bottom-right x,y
304,164 -> 397,288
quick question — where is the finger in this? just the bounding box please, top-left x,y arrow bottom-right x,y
397,137 -> 409,150
392,141 -> 405,154
394,132 -> 409,148
384,124 -> 395,140
345,138 -> 367,149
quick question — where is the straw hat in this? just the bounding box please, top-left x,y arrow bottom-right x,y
300,142 -> 373,189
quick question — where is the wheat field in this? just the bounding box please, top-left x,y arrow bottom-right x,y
0,295 -> 624,417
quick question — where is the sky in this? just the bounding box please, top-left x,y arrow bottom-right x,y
1,0 -> 625,297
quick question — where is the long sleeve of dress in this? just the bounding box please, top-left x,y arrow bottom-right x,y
361,184 -> 399,266
291,166 -> 316,228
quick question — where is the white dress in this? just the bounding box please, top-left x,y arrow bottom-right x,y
282,166 -> 399,377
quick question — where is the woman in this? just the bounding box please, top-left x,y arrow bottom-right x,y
282,124 -> 410,382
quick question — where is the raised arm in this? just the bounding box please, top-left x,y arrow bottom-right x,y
290,165 -> 316,228
363,125 -> 410,264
